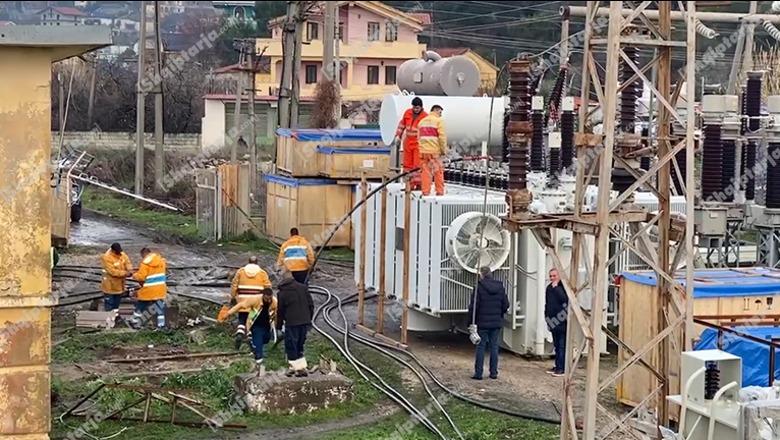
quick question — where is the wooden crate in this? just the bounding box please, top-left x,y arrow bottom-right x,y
317,146 -> 391,179
275,128 -> 384,177
616,269 -> 780,409
264,174 -> 353,247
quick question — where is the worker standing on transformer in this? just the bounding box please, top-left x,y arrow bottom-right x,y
394,97 -> 427,189
277,228 -> 315,284
230,256 -> 272,350
417,105 -> 448,196
131,247 -> 168,330
100,242 -> 132,312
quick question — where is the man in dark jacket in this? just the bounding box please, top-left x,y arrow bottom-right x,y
545,268 -> 568,377
276,269 -> 315,377
468,267 -> 509,380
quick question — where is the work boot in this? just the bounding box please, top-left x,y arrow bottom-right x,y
234,334 -> 243,351
285,368 -> 296,377
295,369 -> 308,378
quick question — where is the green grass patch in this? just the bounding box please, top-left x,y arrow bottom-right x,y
83,188 -> 200,243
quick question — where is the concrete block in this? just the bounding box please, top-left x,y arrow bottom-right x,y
234,370 -> 353,414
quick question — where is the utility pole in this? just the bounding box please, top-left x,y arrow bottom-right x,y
559,6 -> 570,65
231,48 -> 244,163
323,1 -> 341,124
278,2 -> 299,129
153,1 -> 165,192
58,72 -> 65,131
135,0 -> 147,196
87,54 -> 97,129
291,5 -> 303,128
743,1 -> 758,72
248,45 -> 257,194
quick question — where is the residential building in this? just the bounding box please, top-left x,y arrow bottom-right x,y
212,0 -> 255,26
429,47 -> 499,93
39,6 -> 87,26
256,1 -> 428,102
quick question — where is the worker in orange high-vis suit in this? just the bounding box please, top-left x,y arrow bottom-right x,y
277,227 -> 315,284
131,247 -> 168,330
394,97 -> 427,189
230,256 -> 272,350
101,242 -> 132,312
417,105 -> 448,196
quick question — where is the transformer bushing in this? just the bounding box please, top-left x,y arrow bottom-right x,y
745,141 -> 757,201
548,131 -> 561,186
546,66 -> 568,127
531,96 -> 545,172
747,71 -> 764,134
701,94 -> 740,203
613,46 -> 643,194
766,96 -> 780,209
560,97 -> 575,172
506,58 -> 533,214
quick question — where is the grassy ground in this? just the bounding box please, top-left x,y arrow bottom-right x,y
82,187 -> 354,260
52,326 -> 394,440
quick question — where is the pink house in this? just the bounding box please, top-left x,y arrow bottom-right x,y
256,1 -> 429,102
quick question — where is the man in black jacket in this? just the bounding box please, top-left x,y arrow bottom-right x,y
276,269 -> 314,377
468,267 -> 509,380
545,268 -> 568,377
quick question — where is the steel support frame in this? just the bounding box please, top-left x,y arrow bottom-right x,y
757,226 -> 780,269
547,3 -> 697,439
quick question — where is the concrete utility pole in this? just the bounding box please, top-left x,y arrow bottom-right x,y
248,46 -> 257,193
153,1 -> 164,192
87,54 -> 97,129
58,72 -> 65,130
135,0 -> 147,195
231,49 -> 244,163
278,1 -> 299,129
743,1 -> 758,72
323,1 -> 341,122
291,4 -> 304,128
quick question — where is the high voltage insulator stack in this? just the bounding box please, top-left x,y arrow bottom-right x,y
620,47 -> 640,133
745,142 -> 756,201
531,96 -> 545,172
721,139 -> 737,202
546,66 -> 568,127
506,58 -> 533,215
701,95 -> 737,202
560,97 -> 575,172
767,96 -> 780,209
747,71 -> 763,133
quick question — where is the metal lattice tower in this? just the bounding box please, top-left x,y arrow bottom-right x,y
503,2 -> 697,438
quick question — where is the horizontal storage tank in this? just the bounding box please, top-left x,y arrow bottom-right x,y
397,51 -> 481,97
379,94 -> 508,148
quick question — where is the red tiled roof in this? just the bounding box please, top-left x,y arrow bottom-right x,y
44,6 -> 88,17
428,47 -> 469,57
407,12 -> 431,25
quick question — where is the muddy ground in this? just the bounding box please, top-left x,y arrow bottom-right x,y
54,212 -> 644,439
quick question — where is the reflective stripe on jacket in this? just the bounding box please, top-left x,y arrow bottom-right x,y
395,108 -> 428,149
132,253 -> 167,301
417,113 -> 448,156
230,264 -> 272,312
101,250 -> 132,294
277,236 -> 315,272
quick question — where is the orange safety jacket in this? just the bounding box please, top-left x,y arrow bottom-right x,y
101,250 -> 132,294
224,295 -> 278,329
277,235 -> 315,272
132,253 -> 167,301
230,264 -> 272,312
418,113 -> 448,156
395,108 -> 428,150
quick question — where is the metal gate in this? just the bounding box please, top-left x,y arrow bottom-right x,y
195,165 -> 252,241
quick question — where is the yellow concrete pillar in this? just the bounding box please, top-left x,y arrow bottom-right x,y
0,27 -> 111,439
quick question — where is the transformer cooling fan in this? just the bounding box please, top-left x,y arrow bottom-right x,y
445,212 -> 512,274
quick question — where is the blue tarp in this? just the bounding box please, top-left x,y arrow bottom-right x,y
695,326 -> 780,387
621,268 -> 780,298
262,174 -> 335,187
275,128 -> 383,142
316,146 -> 390,155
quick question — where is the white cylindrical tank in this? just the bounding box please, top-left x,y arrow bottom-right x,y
397,51 -> 481,96
379,94 -> 508,147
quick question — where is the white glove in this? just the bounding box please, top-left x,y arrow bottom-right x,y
468,324 -> 481,345
272,327 -> 278,344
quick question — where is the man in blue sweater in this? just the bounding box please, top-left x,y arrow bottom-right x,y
468,267 -> 509,380
545,268 -> 569,377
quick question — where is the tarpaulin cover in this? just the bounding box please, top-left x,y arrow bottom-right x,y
316,146 -> 390,155
262,174 -> 335,187
620,268 -> 780,298
276,128 -> 383,142
695,326 -> 780,387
